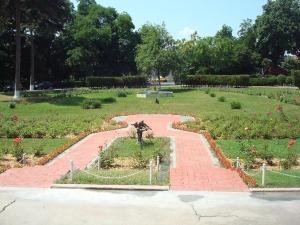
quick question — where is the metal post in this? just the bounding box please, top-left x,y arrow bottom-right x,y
97,155 -> 101,170
236,157 -> 240,169
149,160 -> 153,185
156,156 -> 160,171
262,163 -> 266,187
70,160 -> 74,181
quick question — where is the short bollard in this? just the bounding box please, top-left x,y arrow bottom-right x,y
261,163 -> 266,187
149,160 -> 153,185
236,157 -> 240,168
70,160 -> 74,181
156,156 -> 160,171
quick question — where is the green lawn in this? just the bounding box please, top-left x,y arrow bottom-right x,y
58,137 -> 171,185
249,169 -> 300,188
1,87 -> 300,140
0,138 -> 69,155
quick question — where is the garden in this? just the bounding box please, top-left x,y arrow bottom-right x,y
0,86 -> 300,188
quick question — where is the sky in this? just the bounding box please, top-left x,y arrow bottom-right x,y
71,0 -> 268,39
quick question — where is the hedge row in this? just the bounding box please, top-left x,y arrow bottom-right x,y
182,75 -> 250,87
182,75 -> 295,87
86,76 -> 147,88
292,70 -> 300,88
249,75 -> 294,86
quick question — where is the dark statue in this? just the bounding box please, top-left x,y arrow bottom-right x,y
132,121 -> 152,148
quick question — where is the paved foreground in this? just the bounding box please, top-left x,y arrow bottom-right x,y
0,188 -> 299,225
0,114 -> 247,191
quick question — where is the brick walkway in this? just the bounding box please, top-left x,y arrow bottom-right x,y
0,114 -> 248,191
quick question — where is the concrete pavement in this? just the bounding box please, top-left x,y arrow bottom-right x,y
0,187 -> 299,225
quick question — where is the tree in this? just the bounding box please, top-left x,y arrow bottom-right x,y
216,25 -> 233,39
77,0 -> 96,15
0,0 -> 72,97
67,3 -> 138,78
255,0 -> 300,64
135,23 -> 176,85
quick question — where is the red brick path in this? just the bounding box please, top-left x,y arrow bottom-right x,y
0,115 -> 248,191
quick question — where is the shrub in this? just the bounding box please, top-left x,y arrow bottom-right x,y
183,75 -> 250,87
218,96 -> 226,102
32,142 -> 43,157
210,93 -> 216,97
249,76 -> 278,86
99,151 -> 114,169
134,150 -> 148,168
286,76 -> 294,85
13,142 -> 24,161
277,75 -> 287,86
292,70 -> 300,88
259,144 -> 274,165
86,76 -> 147,88
9,102 -> 16,109
82,99 -> 102,109
116,90 -> 127,97
205,89 -> 210,94
101,97 -> 116,103
231,102 -> 241,109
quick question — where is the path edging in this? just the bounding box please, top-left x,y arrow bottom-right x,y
51,184 -> 170,191
250,188 -> 300,192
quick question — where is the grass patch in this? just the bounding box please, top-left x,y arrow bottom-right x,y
249,169 -> 300,188
58,137 -> 171,185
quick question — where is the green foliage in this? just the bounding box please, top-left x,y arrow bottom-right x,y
292,70 -> 300,88
135,23 -> 178,79
259,144 -> 274,165
86,76 -> 147,88
249,76 -> 278,86
210,93 -> 216,97
116,90 -> 127,97
277,75 -> 287,85
218,96 -> 226,102
101,97 -> 116,104
12,143 -> 24,161
255,0 -> 300,63
99,150 -> 114,169
281,148 -> 298,170
9,101 -> 16,109
133,150 -> 148,169
82,99 -> 102,109
183,75 -> 250,87
230,102 -> 241,109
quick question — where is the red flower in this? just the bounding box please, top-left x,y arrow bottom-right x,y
288,139 -> 296,148
98,145 -> 103,150
13,137 -> 23,145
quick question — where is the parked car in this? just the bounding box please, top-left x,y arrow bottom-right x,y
36,81 -> 54,90
3,85 -> 14,92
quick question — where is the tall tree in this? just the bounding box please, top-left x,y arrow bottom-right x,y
255,0 -> 300,64
135,23 -> 176,85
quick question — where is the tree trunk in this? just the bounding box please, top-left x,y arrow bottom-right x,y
14,0 -> 21,99
29,31 -> 35,91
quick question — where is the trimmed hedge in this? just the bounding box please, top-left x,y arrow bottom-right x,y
182,75 -> 250,87
249,76 -> 278,86
86,76 -> 147,88
182,75 -> 294,87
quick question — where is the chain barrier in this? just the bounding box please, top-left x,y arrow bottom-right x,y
267,170 -> 300,179
80,169 -> 145,180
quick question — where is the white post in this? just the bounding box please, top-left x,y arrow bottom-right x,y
70,160 -> 74,181
97,155 -> 101,170
156,156 -> 160,171
149,160 -> 153,185
236,157 -> 240,169
22,153 -> 26,164
262,163 -> 266,187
